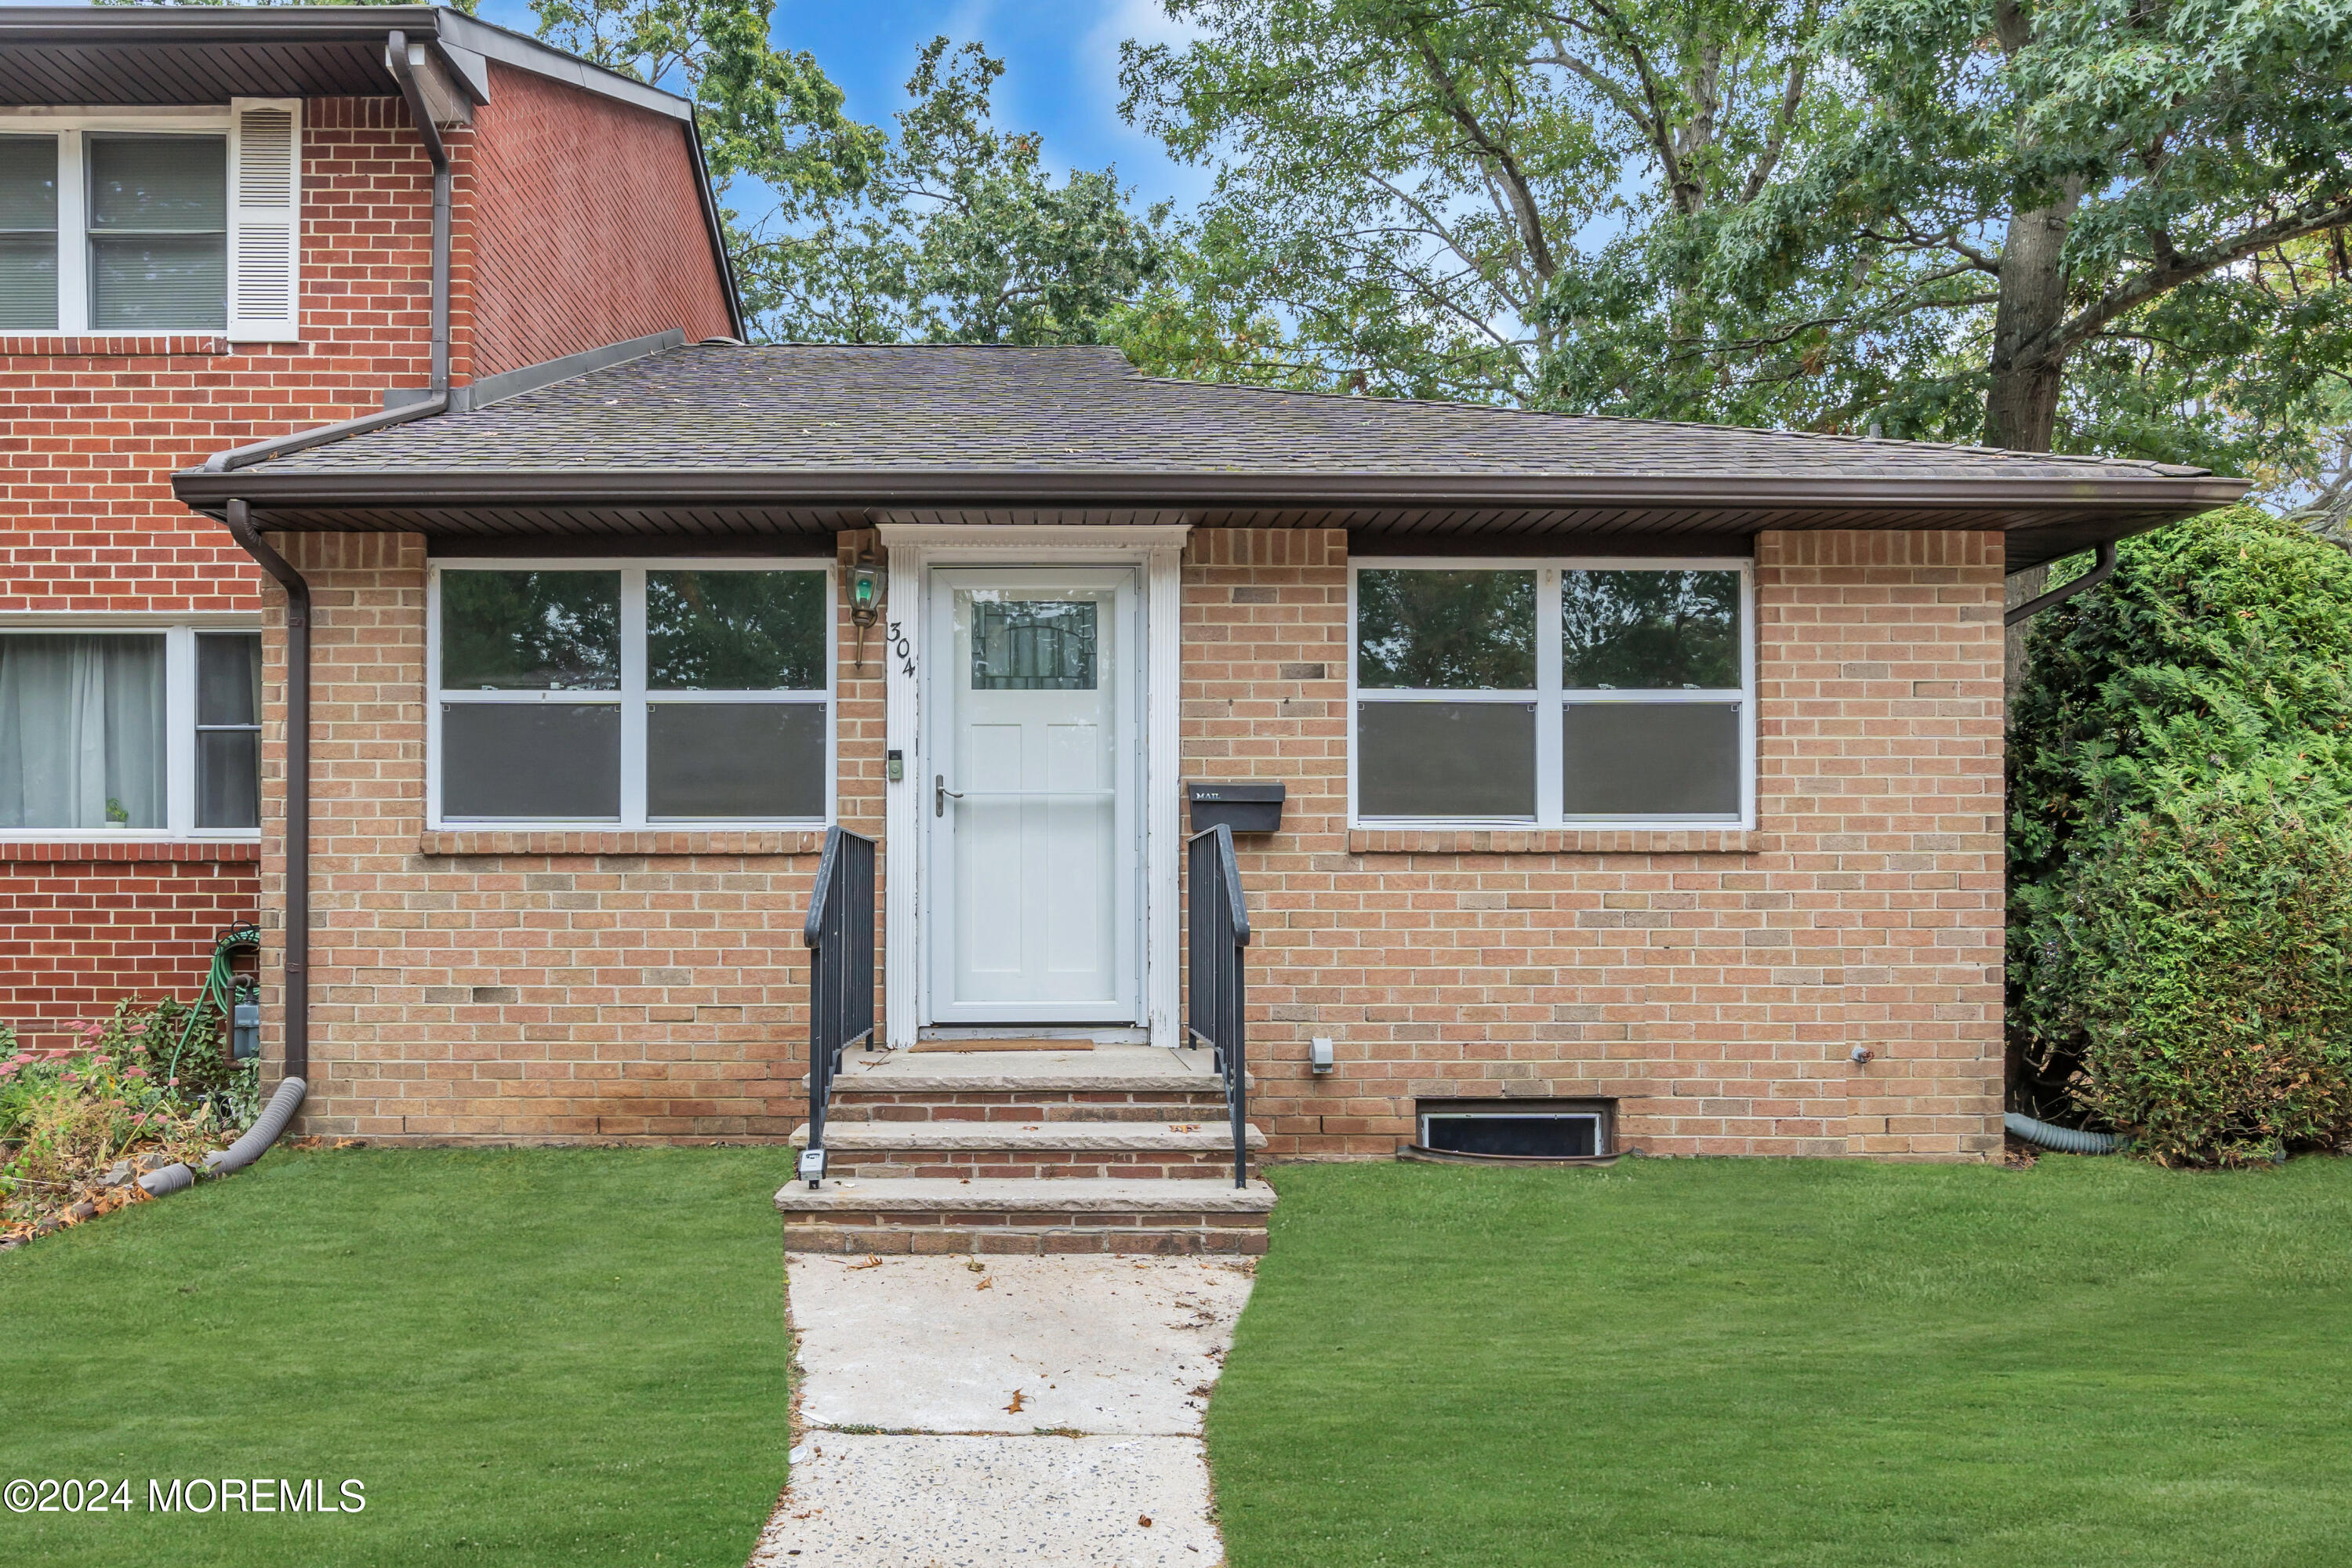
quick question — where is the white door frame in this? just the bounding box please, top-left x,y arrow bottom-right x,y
878,523 -> 1189,1048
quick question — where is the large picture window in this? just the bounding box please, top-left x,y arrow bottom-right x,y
1350,559 -> 1752,827
429,561 -> 833,827
0,626 -> 263,837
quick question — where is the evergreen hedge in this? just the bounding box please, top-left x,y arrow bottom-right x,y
2008,508 -> 2352,1164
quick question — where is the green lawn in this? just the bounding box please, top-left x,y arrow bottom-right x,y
0,1147 -> 792,1567
1210,1157 -> 2352,1568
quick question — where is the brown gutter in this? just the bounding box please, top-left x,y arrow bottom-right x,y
221,500 -> 311,1085
202,395 -> 451,1089
172,466 -> 2250,517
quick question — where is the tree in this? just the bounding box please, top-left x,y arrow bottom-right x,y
1122,0 -> 2352,489
744,39 -> 1174,346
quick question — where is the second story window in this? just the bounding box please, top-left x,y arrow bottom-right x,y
87,134 -> 227,331
0,103 -> 299,339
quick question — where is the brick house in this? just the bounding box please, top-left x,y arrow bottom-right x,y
156,332 -> 2244,1237
0,6 -> 739,1052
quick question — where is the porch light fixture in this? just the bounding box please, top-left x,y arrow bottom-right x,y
847,546 -> 886,670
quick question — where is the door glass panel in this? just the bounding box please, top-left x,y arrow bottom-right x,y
647,570 -> 825,690
1563,702 -> 1740,816
647,702 -> 825,818
1356,701 -> 1536,818
971,600 -> 1097,690
440,702 -> 619,819
439,571 -> 620,691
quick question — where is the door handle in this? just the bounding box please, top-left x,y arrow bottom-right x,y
935,775 -> 964,817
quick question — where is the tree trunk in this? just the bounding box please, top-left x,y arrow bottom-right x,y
1985,181 -> 2082,694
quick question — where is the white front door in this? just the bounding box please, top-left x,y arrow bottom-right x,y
924,567 -> 1141,1023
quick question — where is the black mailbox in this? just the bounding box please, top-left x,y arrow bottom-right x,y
1186,781 -> 1285,835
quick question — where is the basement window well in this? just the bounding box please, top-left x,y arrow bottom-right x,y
1416,1101 -> 1612,1159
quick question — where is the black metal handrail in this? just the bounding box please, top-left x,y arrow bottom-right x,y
803,826 -> 876,1185
1186,822 -> 1251,1188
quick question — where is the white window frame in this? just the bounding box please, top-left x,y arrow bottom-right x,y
1348,556 -> 1755,831
0,615 -> 265,843
0,107 -> 239,338
426,558 -> 837,832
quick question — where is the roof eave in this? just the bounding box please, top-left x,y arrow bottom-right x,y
170,466 -> 2250,517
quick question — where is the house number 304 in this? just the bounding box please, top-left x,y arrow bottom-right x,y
889,621 -> 914,677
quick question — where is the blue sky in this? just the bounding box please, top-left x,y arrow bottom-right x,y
474,0 -> 1212,209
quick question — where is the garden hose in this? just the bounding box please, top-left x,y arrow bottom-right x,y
165,924 -> 261,1090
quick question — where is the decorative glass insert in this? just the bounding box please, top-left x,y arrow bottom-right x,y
0,135 -> 59,331
1562,569 -> 1740,689
86,134 -> 227,331
1356,701 -> 1537,819
1356,568 -> 1536,689
647,570 -> 825,690
195,632 -> 262,829
971,600 -> 1098,691
439,571 -> 621,691
1562,702 -> 1741,816
0,633 -> 167,830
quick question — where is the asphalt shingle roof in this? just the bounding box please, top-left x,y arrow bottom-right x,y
256,343 -> 2216,482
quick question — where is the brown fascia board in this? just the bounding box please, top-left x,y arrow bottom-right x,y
172,465 -> 2248,525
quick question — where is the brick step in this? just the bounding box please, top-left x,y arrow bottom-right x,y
814,1044 -> 1247,1124
788,1119 -> 1263,1180
775,1177 -> 1276,1257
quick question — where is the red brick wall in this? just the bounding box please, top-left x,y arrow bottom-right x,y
1182,527 -> 2008,1162
468,62 -> 735,377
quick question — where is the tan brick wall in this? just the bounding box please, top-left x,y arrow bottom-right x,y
265,525 -> 2001,1159
255,535 -> 877,1142
1181,527 -> 2006,1162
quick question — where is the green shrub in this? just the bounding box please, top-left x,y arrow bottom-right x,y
2038,769 -> 2352,1164
2009,508 -> 2352,1149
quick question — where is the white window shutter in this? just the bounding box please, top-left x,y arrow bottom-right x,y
227,98 -> 301,342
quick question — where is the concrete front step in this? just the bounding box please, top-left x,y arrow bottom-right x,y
788,1120 -> 1265,1181
775,1177 -> 1277,1257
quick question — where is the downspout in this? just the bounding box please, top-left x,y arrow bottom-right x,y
221,499 -> 310,1088
387,30 -> 450,395
2005,539 -> 2117,627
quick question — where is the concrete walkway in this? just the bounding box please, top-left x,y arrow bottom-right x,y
750,1253 -> 1255,1567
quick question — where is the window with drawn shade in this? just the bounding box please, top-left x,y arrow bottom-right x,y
1352,563 -> 1748,825
0,630 -> 260,834
433,565 -> 829,826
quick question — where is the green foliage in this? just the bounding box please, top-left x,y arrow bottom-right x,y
1123,0 -> 2352,478
2047,773 -> 2352,1166
744,39 -> 1172,346
2008,508 -> 2352,1158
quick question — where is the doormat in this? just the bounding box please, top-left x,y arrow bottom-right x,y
909,1039 -> 1097,1053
